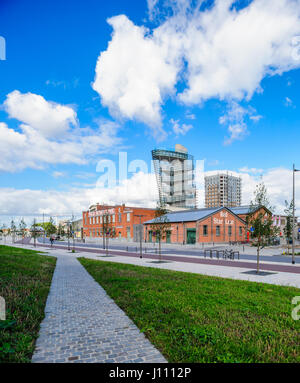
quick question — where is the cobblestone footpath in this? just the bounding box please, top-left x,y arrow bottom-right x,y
32,253 -> 167,363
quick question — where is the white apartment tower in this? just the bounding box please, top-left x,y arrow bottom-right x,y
205,173 -> 241,208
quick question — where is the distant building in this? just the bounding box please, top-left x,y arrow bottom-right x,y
82,203 -> 156,241
271,214 -> 298,243
144,207 -> 246,244
152,144 -> 197,209
205,173 -> 241,208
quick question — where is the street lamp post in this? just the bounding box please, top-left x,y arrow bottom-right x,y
67,221 -> 71,251
134,215 -> 146,259
292,164 -> 300,264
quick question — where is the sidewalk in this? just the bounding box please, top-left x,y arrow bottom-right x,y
31,252 -> 167,363
15,242 -> 300,289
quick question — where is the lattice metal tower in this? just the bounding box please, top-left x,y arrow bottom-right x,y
152,144 -> 196,209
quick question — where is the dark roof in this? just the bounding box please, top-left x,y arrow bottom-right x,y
230,205 -> 271,215
230,206 -> 252,215
145,207 -> 224,224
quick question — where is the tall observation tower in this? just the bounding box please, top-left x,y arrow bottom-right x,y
152,144 -> 196,209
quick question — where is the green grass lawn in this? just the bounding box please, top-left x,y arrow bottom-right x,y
0,245 -> 56,363
79,258 -> 300,363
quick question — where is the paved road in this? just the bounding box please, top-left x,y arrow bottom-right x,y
32,253 -> 167,363
37,238 -> 298,265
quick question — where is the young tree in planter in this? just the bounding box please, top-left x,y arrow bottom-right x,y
101,212 -> 114,256
10,219 -> 16,243
31,219 -> 39,247
246,182 -> 279,274
150,204 -> 171,262
19,218 -> 27,243
283,200 -> 294,255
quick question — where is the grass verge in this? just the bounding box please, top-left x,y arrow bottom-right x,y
79,258 -> 300,363
0,245 -> 56,363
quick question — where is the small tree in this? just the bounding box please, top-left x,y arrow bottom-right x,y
31,219 -> 39,247
150,204 -> 171,262
10,219 -> 16,243
19,218 -> 27,237
43,217 -> 57,237
283,200 -> 294,255
247,182 -> 279,274
101,212 -> 114,256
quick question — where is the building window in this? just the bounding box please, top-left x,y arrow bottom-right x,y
228,226 -> 232,236
112,214 -> 115,223
203,225 -> 208,236
108,215 -> 111,223
216,226 -> 220,236
119,213 -> 122,223
100,216 -> 103,224
239,226 -> 243,236
127,213 -> 130,222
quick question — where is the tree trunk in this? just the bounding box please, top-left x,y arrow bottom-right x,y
106,235 -> 109,256
159,238 -> 161,262
256,246 -> 260,274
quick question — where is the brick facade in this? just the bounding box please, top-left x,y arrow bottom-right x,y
83,204 -> 156,240
144,207 -> 246,244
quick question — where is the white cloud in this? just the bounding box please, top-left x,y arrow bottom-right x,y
92,15 -> 178,140
3,90 -> 78,138
93,0 -> 300,142
239,167 -> 263,174
284,96 -> 293,107
52,171 -> 66,178
1,168 -> 299,223
0,92 -> 123,172
219,101 -> 261,145
185,112 -> 196,120
170,118 -> 193,136
0,172 -> 158,220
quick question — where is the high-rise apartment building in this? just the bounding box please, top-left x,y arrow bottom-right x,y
152,144 -> 197,209
205,173 -> 241,208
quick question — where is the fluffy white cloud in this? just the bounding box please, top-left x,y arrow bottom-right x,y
0,92 -> 122,172
92,15 -> 178,140
4,90 -> 77,138
170,118 -> 193,136
1,168 -> 299,223
93,0 -> 300,142
0,172 -> 158,221
219,101 -> 261,145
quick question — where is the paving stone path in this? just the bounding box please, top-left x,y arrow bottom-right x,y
32,253 -> 167,363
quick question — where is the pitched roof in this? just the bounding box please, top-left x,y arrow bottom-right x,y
145,207 -> 224,224
230,205 -> 271,215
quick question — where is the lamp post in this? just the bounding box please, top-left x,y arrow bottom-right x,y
292,164 -> 300,264
134,215 -> 146,259
67,221 -> 71,251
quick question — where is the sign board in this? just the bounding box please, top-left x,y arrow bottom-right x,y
250,227 -> 254,232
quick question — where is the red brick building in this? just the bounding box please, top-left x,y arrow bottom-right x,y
82,204 -> 156,241
144,207 -> 247,244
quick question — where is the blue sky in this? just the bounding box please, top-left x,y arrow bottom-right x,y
0,0 -> 300,224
